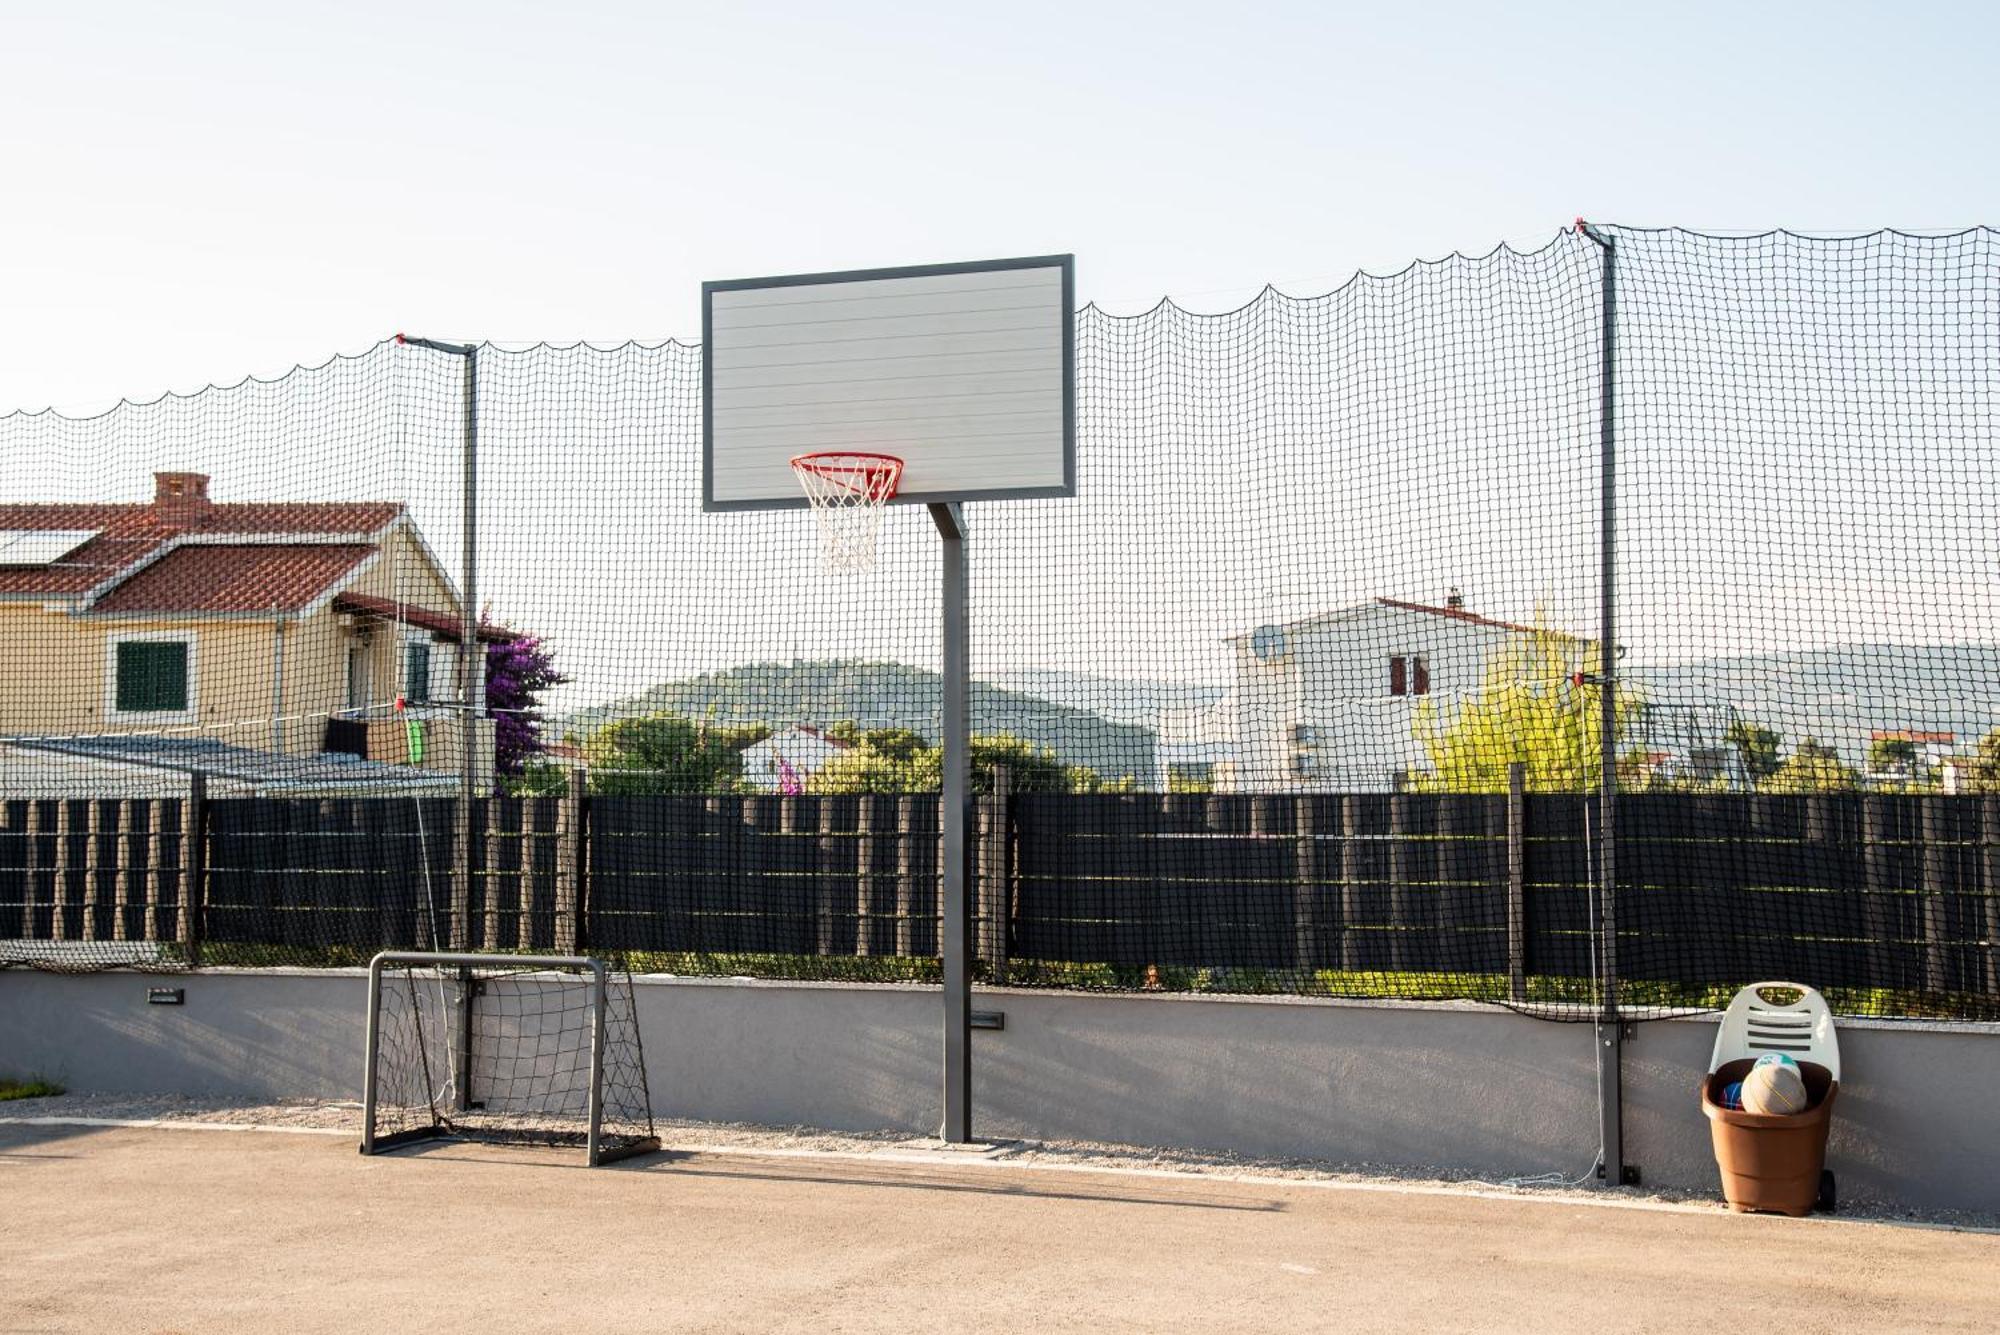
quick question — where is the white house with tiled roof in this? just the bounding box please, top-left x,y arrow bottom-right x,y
1866,730 -> 1957,785
1224,594 -> 1585,792
740,725 -> 854,793
0,472 -> 499,790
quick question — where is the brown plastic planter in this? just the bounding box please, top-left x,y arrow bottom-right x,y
1700,1058 -> 1837,1217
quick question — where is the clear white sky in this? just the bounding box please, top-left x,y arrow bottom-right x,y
5,0 -> 1996,416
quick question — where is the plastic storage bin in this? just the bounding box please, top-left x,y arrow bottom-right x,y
1700,983 -> 1841,1217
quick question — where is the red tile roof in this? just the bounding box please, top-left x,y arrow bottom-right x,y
92,545 -> 378,615
332,593 -> 515,643
1870,730 -> 1954,745
0,499 -> 401,600
788,725 -> 853,749
1373,597 -> 1579,640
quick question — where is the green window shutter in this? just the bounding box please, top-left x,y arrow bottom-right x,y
404,642 -> 432,704
116,640 -> 189,713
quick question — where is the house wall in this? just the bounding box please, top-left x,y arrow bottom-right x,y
1231,606 -> 1575,792
1231,640 -> 1302,790
1155,695 -> 1237,789
340,527 -> 463,721
742,729 -> 850,791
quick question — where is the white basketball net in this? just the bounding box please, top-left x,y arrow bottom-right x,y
790,453 -> 904,573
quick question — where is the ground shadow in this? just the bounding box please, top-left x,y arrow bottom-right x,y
372,1138 -> 1284,1212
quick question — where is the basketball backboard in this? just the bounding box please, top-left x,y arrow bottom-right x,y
702,255 -> 1074,510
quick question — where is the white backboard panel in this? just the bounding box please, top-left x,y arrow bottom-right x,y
703,255 -> 1075,510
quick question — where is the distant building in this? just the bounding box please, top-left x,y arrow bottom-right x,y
1156,693 -> 1238,791
1225,595 -> 1584,792
740,725 -> 853,792
1867,730 -> 1957,783
1624,700 -> 1745,790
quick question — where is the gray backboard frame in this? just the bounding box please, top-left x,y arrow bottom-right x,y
701,254 -> 1076,512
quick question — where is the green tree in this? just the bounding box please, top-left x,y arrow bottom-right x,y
969,732 -> 1134,794
1760,736 -> 1861,793
858,726 -> 931,763
1963,729 -> 2000,794
502,759 -> 570,797
1410,625 -> 1639,793
1725,719 -> 1784,784
809,740 -> 942,794
580,712 -> 770,795
1866,736 -> 1919,779
810,729 -> 1132,794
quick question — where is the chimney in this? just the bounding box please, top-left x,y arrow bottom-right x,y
153,472 -> 213,525
1446,586 -> 1465,609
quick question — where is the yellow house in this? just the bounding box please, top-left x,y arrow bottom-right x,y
0,472 -> 496,787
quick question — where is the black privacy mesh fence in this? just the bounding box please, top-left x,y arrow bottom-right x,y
2,225 -> 1995,1021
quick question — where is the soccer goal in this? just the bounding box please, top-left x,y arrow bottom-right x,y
361,951 -> 659,1166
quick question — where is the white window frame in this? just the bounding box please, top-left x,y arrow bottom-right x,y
105,629 -> 200,724
400,631 -> 434,708
346,639 -> 373,712
400,631 -> 460,715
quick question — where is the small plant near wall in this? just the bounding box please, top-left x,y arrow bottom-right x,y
0,1076 -> 64,1101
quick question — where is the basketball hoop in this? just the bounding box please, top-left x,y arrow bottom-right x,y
790,452 -> 904,572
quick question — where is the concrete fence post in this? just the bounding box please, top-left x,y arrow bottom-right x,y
976,765 -> 1012,981
1507,761 -> 1527,1002
180,772 -> 208,968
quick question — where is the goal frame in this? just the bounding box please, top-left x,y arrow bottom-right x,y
360,950 -> 660,1167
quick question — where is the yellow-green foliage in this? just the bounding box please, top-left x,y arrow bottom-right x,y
811,729 -> 1133,795
1761,737 -> 1862,793
1955,728 -> 2000,794
1410,625 -> 1640,793
0,1076 -> 63,1101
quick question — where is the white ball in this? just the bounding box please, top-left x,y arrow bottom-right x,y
1740,1053 -> 1809,1115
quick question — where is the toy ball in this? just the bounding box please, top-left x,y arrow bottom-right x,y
1739,1052 -> 1809,1115
1719,1081 -> 1745,1111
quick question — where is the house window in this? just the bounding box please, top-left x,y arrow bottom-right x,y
1390,655 -> 1430,697
347,643 -> 371,711
404,641 -> 433,705
110,635 -> 194,716
118,640 -> 188,712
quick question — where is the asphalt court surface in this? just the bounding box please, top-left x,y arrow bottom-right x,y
2,1123 -> 1994,1334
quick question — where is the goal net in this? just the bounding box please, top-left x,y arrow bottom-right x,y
362,952 -> 658,1166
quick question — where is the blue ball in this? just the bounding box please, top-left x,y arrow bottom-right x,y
1720,1081 -> 1744,1110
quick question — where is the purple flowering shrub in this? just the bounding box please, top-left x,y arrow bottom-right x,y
484,627 -> 568,775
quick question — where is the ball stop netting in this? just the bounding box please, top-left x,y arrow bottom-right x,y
1,225 -> 1995,1023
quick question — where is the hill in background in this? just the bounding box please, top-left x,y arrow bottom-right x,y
986,668 -> 1227,728
564,659 -> 1159,787
560,643 -> 2000,787
1631,642 -> 2000,765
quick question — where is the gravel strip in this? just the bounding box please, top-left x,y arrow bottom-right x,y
6,1091 -> 1995,1233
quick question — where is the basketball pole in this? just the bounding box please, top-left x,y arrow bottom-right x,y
930,500 -> 974,1144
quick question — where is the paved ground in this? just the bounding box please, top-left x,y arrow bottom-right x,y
2,1124 -> 1994,1335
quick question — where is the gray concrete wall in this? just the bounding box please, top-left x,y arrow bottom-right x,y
4,969 -> 1996,1212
